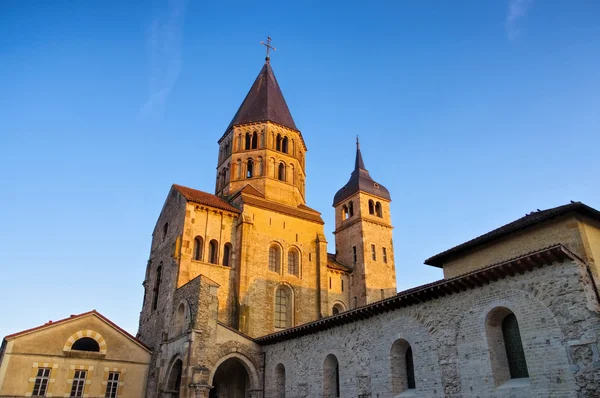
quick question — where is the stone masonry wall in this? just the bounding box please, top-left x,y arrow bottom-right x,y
263,259 -> 600,398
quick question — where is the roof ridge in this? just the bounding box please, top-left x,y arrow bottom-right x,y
3,310 -> 151,352
425,201 -> 600,267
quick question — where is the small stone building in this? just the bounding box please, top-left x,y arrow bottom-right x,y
135,55 -> 600,398
0,310 -> 151,397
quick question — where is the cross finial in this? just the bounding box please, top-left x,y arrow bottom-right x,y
356,135 -> 360,149
260,36 -> 276,62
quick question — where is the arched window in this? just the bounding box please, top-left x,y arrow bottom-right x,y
167,359 -> 183,394
162,222 -> 169,241
245,132 -> 251,150
223,243 -> 232,267
278,163 -> 286,181
368,200 -> 375,215
391,339 -> 416,394
276,134 -> 282,151
275,363 -> 286,398
175,302 -> 187,336
247,159 -> 254,178
269,245 -> 281,273
332,303 -> 345,315
209,240 -> 219,264
251,131 -> 258,149
375,201 -> 382,217
282,136 -> 288,153
152,264 -> 162,311
342,205 -> 348,220
274,286 -> 292,328
193,236 -> 203,261
486,307 -> 529,386
323,354 -> 340,398
288,248 -> 299,277
348,201 -> 354,217
72,337 -> 100,352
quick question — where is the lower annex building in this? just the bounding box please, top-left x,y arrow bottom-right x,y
2,56 -> 600,397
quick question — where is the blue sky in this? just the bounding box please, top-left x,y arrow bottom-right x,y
1,0 -> 599,338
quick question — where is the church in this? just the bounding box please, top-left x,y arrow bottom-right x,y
2,52 -> 600,398
134,51 -> 600,398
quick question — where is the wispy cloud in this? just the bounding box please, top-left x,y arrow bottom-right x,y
141,0 -> 188,118
506,0 -> 534,40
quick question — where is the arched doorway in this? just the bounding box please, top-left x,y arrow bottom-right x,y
209,358 -> 251,398
166,359 -> 183,397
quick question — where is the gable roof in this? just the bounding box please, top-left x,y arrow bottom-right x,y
241,194 -> 324,224
424,201 -> 600,268
173,184 -> 240,214
225,61 -> 298,133
256,244 -> 580,344
3,310 -> 151,352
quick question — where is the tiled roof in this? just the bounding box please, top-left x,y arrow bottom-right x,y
241,195 -> 324,224
333,141 -> 390,206
327,253 -> 353,273
225,61 -> 298,133
173,184 -> 240,214
3,310 -> 151,352
425,201 -> 600,267
256,244 -> 580,344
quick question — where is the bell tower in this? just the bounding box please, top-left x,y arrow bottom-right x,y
333,139 -> 396,307
214,58 -> 307,207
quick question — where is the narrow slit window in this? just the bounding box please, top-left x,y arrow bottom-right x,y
371,244 -> 376,261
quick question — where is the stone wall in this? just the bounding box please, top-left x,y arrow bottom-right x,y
262,259 -> 600,398
235,203 -> 328,337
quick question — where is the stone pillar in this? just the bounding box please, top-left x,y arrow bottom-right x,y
316,233 -> 329,318
189,384 -> 212,398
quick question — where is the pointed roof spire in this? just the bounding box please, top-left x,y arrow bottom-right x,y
333,139 -> 391,206
355,135 -> 366,171
225,60 -> 298,133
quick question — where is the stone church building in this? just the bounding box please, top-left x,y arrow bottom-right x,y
136,57 -> 600,398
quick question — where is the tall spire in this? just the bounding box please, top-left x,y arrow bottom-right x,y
355,135 -> 366,171
333,139 -> 391,206
225,61 -> 298,132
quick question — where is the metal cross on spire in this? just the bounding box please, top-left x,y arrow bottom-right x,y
260,36 -> 276,62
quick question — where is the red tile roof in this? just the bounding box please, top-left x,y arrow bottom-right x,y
173,184 -> 240,213
3,310 -> 151,352
425,202 -> 600,268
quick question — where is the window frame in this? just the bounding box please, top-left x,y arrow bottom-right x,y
105,371 -> 120,398
32,367 -> 51,396
269,244 -> 282,273
274,286 -> 292,328
70,370 -> 87,397
287,248 -> 299,277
